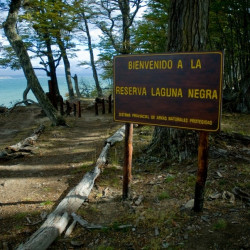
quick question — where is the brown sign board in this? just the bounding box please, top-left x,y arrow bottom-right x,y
113,52 -> 223,132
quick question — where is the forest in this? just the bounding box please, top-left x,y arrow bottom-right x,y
0,0 -> 249,249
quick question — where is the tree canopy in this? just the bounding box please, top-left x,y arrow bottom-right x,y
0,0 -> 249,113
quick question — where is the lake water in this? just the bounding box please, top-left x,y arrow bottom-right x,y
0,75 -> 106,107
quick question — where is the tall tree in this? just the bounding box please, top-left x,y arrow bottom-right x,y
22,0 -> 77,99
77,0 -> 103,97
50,0 -> 77,99
149,0 -> 210,162
133,0 -> 169,53
95,0 -> 142,80
209,0 -> 250,112
3,0 -> 65,126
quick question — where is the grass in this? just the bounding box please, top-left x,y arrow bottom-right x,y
165,175 -> 175,183
70,163 -> 94,175
96,246 -> 114,250
14,212 -> 28,220
212,219 -> 227,231
40,200 -> 54,206
158,191 -> 170,200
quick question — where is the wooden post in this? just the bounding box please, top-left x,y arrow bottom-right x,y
48,80 -> 57,109
73,103 -> 77,117
95,102 -> 98,115
194,131 -> 209,212
102,98 -> 105,114
108,94 -> 112,113
66,101 -> 71,116
77,101 -> 81,118
123,123 -> 133,200
60,98 -> 64,116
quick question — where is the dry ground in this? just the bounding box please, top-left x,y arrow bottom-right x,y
0,102 -> 249,250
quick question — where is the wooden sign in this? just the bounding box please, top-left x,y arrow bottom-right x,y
114,52 -> 223,132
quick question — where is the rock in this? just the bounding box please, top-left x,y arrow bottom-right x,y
2,241 -> 9,250
102,187 -> 109,196
134,195 -> 144,206
201,215 -> 210,223
222,191 -> 235,203
216,171 -> 223,178
154,227 -> 159,236
184,233 -> 188,240
40,211 -> 48,220
162,242 -> 170,248
71,240 -> 84,247
232,187 -> 250,204
0,107 -> 8,113
209,192 -> 221,200
181,199 -> 194,210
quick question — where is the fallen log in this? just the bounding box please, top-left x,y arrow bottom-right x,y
71,212 -> 107,230
71,212 -> 132,231
7,125 -> 45,152
0,125 -> 45,160
106,125 -> 125,146
17,126 -> 124,250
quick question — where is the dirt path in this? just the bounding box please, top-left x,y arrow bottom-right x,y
0,106 -> 250,249
0,104 -> 122,246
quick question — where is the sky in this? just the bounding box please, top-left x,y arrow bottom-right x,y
0,1 -> 146,78
0,2 -> 103,77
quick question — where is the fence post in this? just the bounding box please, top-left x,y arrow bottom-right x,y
77,101 -> 81,118
102,98 -> 105,114
66,101 -> 71,116
95,101 -> 98,115
73,103 -> 77,117
108,94 -> 112,113
59,98 -> 64,116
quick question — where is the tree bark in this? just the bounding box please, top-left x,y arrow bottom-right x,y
57,37 -> 75,99
149,0 -> 210,161
22,83 -> 31,106
82,11 -> 103,97
118,0 -> 131,54
3,0 -> 65,126
72,74 -> 82,98
43,32 -> 61,97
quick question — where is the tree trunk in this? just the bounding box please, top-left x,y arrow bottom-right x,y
43,33 -> 61,97
149,0 -> 210,161
72,74 -> 82,98
57,37 -> 75,99
3,0 -> 65,126
118,0 -> 131,54
82,11 -> 103,97
23,83 -> 31,106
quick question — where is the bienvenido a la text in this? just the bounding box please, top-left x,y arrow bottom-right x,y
115,58 -> 219,99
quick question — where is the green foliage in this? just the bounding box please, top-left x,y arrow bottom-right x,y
157,191 -> 170,200
213,219 -> 227,231
96,246 -> 114,250
0,46 -> 21,70
209,0 -> 250,112
133,0 -> 170,53
40,200 -> 54,206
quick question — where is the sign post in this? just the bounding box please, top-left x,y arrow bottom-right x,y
194,131 -> 209,212
114,52 -> 223,209
123,123 -> 133,199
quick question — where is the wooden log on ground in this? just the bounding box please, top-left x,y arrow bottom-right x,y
0,125 -> 45,160
17,126 -> 125,250
106,125 -> 125,146
7,125 -> 45,152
